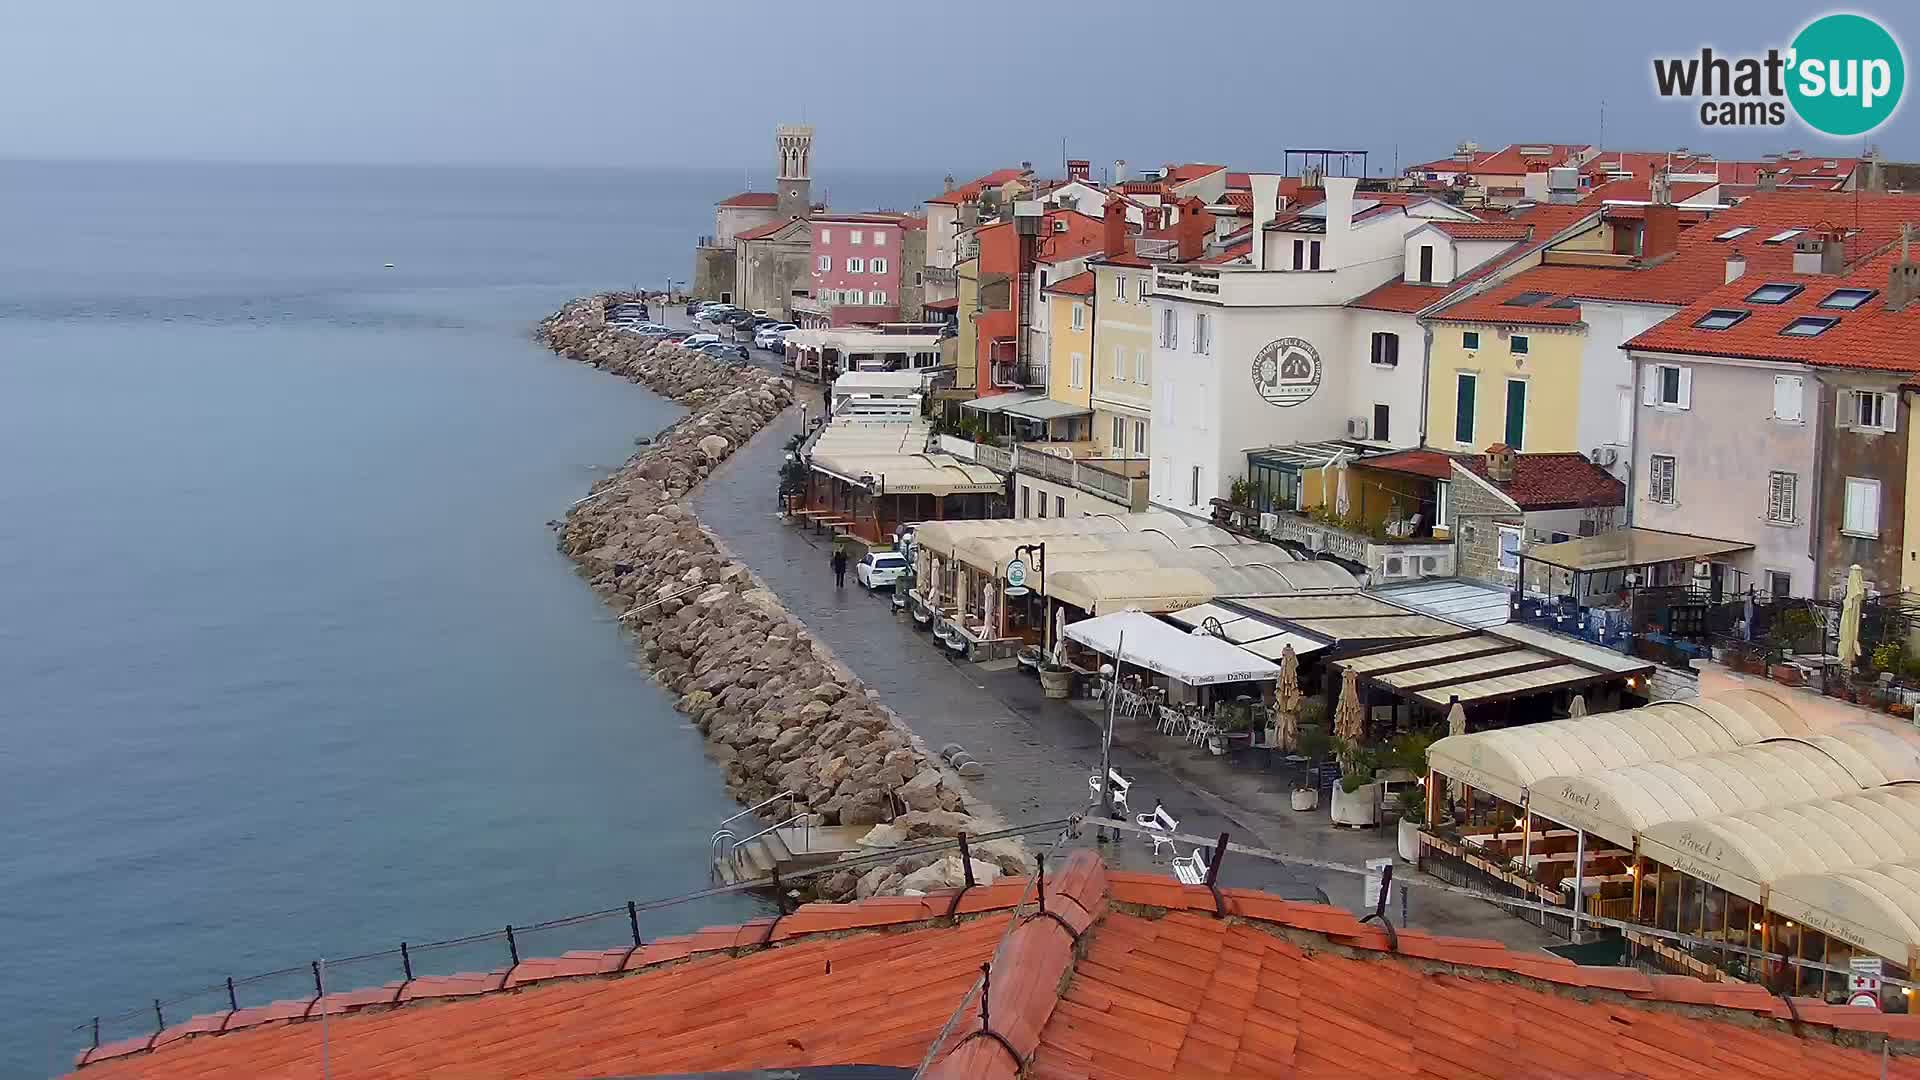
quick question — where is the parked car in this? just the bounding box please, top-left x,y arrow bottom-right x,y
686,299 -> 712,316
855,551 -> 909,590
682,333 -> 721,347
697,342 -> 750,361
609,303 -> 649,322
722,310 -> 759,329
754,323 -> 797,349
698,305 -> 739,323
635,323 -> 676,335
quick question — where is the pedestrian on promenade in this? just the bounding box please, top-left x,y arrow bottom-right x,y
831,547 -> 849,590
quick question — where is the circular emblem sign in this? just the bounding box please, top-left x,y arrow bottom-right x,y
1251,337 -> 1323,408
1005,559 -> 1028,593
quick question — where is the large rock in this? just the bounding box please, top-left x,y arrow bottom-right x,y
899,768 -> 947,811
697,434 -> 730,460
899,853 -> 1001,894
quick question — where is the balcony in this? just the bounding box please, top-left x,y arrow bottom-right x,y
1015,448 -> 1148,510
1209,500 -> 1454,584
923,266 -> 958,288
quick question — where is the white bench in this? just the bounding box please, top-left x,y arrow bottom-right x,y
1136,803 -> 1179,858
1088,769 -> 1132,814
1172,845 -> 1211,885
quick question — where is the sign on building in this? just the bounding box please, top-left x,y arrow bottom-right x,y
1849,955 -> 1884,1009
1004,558 -> 1029,597
1250,337 -> 1323,408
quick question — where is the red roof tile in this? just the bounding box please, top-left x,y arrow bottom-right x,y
717,191 -> 778,208
928,168 -> 1030,206
1459,450 -> 1627,510
1045,270 -> 1095,296
66,853 -> 1920,1080
734,216 -> 805,242
1433,220 -> 1536,240
1163,163 -> 1226,184
1349,279 -> 1453,314
1217,191 -> 1253,212
1582,176 -> 1719,205
1225,172 -> 1251,190
1360,448 -> 1460,480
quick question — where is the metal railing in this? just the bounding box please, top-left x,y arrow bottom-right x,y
972,443 -> 1013,474
728,811 -> 816,870
1012,448 -> 1146,508
708,791 -> 796,871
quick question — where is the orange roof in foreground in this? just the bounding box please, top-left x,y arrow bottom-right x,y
70,852 -> 1920,1080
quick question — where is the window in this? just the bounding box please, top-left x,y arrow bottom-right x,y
871,231 -> 885,246
1692,309 -> 1748,330
846,257 -> 864,273
1646,363 -> 1692,409
1071,303 -> 1086,331
1071,352 -> 1085,389
1292,239 -> 1305,270
1194,312 -> 1212,355
1056,495 -> 1066,517
1504,379 -> 1526,449
1037,489 -> 1048,518
817,255 -> 830,271
1135,347 -> 1148,384
1190,465 -> 1202,506
1463,330 -> 1480,350
1821,288 -> 1877,310
820,229 -> 832,243
1714,226 -> 1754,241
1160,307 -> 1177,348
1766,570 -> 1792,599
1844,477 -> 1881,536
1133,420 -> 1146,453
1773,375 -> 1804,422
1746,282 -> 1803,304
1649,454 -> 1677,504
849,231 -> 862,245
869,290 -> 886,305
1843,389 -> 1897,432
1021,486 -> 1030,517
1115,275 -> 1128,301
1506,291 -> 1552,307
1370,331 -> 1399,367
1454,373 -> 1477,444
1418,245 -> 1434,283
1309,240 -> 1322,270
1112,416 -> 1125,447
1110,344 -> 1124,380
845,289 -> 864,305
1763,229 -> 1804,244
870,257 -> 887,274
1509,334 -> 1529,355
1766,471 -> 1798,524
1373,403 -> 1391,443
1782,315 -> 1838,337
914,271 -> 923,286
1497,525 -> 1523,574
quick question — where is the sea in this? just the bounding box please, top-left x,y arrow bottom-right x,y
0,159 -> 935,1076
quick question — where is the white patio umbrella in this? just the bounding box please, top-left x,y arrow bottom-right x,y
1052,605 -> 1068,666
1838,564 -> 1866,671
1568,693 -> 1588,718
1446,699 -> 1467,739
1335,665 -> 1365,744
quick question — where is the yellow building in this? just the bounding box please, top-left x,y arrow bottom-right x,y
1422,318 -> 1585,454
1089,257 -> 1155,459
1041,270 -> 1095,438
953,256 -> 981,392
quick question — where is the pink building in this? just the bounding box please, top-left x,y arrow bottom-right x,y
802,213 -> 922,327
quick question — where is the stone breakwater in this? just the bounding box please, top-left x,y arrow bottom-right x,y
538,297 -> 1024,900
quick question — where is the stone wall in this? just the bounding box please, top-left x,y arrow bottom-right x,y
537,297 -> 1023,899
692,246 -> 736,304
1452,473 -> 1522,588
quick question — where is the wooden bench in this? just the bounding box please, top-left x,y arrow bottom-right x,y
1173,844 -> 1211,885
1136,803 -> 1179,858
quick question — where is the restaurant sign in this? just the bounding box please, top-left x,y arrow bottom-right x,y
1004,558 -> 1029,597
1251,337 -> 1322,408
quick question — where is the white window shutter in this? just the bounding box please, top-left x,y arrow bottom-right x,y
1676,367 -> 1692,410
1642,371 -> 1658,407
1838,389 -> 1855,428
1884,393 -> 1899,433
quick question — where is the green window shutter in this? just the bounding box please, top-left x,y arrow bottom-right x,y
1454,374 -> 1476,444
1505,380 -> 1526,450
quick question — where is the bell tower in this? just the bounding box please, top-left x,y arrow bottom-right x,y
775,123 -> 814,220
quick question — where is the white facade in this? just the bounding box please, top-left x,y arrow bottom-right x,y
1572,300 -> 1678,475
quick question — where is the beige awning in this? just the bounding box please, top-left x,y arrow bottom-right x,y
1049,563 -> 1357,615
1525,731 -> 1915,848
808,420 -> 1003,496
1523,527 -> 1754,573
913,512 -> 1186,560
1228,592 -> 1460,643
1639,782 -> 1920,906
952,527 -> 1243,576
1425,691 -> 1808,806
1770,859 -> 1920,964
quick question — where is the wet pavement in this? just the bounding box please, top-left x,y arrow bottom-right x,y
689,363 -> 1559,948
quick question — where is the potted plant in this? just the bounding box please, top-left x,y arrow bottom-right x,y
1037,656 -> 1074,699
1290,727 -> 1329,811
1329,737 -> 1381,827
1395,786 -> 1425,862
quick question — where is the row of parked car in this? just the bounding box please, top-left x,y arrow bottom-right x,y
609,310 -> 748,361
686,301 -> 797,353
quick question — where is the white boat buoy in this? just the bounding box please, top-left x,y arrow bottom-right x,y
383,262 -> 396,269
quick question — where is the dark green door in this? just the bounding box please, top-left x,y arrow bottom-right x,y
1454,374 -> 1476,444
1504,379 -> 1526,449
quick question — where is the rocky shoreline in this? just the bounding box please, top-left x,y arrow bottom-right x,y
537,296 -> 1023,900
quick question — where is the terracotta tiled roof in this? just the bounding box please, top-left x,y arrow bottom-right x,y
68,851 -> 1920,1079
1359,447 -> 1460,479
1036,211 -> 1108,265
1044,270 -> 1095,296
1470,142 -> 1591,175
1627,250 -> 1920,371
1117,180 -> 1172,197
1163,163 -> 1226,184
735,216 -> 805,242
1460,450 -> 1627,510
1225,171 -> 1251,190
718,191 -> 779,207
928,168 -> 1030,206
1582,177 -> 1719,205
1197,241 -> 1251,265
1433,220 -> 1536,240
1348,279 -> 1454,314
1217,190 -> 1253,212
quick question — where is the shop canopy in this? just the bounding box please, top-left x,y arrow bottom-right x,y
808,420 -> 1003,496
959,391 -> 1047,415
1639,783 -> 1920,908
914,512 -> 1186,561
1228,592 -> 1460,644
1524,729 -> 1920,849
1166,602 -> 1331,658
1769,858 -> 1920,966
1001,397 -> 1092,422
1521,528 -> 1755,573
1334,625 -> 1652,710
1050,563 -> 1358,615
952,527 -> 1244,576
1064,610 -> 1280,686
1425,691 -> 1808,807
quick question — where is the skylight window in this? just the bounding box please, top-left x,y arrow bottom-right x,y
1746,282 -> 1804,305
1820,288 -> 1877,310
1715,226 -> 1755,241
1763,229 -> 1805,244
1693,309 -> 1749,330
1547,297 -> 1581,310
1781,315 -> 1839,337
1506,290 -> 1552,307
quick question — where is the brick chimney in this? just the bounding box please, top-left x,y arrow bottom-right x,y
1103,195 -> 1129,259
1067,159 -> 1090,183
1793,231 -> 1847,275
1484,443 -> 1515,483
1756,169 -> 1779,192
1725,249 -> 1747,283
1641,204 -> 1680,261
1177,197 -> 1208,261
1890,225 -> 1920,314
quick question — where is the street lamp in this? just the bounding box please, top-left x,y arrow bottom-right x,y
1013,541 -> 1046,653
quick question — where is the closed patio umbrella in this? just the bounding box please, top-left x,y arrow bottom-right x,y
1446,699 -> 1467,739
1335,665 -> 1365,744
1274,644 -> 1302,751
1838,563 -> 1866,671
1568,693 -> 1588,718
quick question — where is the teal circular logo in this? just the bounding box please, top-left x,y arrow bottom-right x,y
1788,13 -> 1905,136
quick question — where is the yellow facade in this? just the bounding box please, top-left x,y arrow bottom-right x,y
1045,287 -> 1093,417
1090,262 -> 1155,458
954,257 -> 980,391
1423,322 -> 1585,454
1906,389 -> 1920,594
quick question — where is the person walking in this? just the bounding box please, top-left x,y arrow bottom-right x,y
831,547 -> 849,590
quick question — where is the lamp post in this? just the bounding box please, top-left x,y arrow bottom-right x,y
665,278 -> 684,316
1013,541 -> 1046,655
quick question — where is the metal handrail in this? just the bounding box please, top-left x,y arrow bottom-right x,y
717,790 -> 795,830
730,811 -> 813,868
707,828 -> 737,875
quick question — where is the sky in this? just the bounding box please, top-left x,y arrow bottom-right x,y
3,0 -> 1915,176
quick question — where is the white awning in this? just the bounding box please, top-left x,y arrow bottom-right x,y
1051,563 -> 1358,615
959,391 -> 1045,415
1064,610 -> 1280,686
913,512 -> 1187,561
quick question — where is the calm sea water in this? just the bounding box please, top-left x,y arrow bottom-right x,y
0,159 -> 934,1076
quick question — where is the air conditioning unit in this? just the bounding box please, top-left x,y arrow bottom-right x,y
1346,416 -> 1370,439
1589,446 -> 1619,466
1383,556 -> 1405,578
1259,512 -> 1279,534
1052,219 -> 1069,234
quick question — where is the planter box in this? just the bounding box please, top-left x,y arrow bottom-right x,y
1038,667 -> 1073,699
1290,788 -> 1319,812
1330,781 -> 1379,827
1398,818 -> 1422,862
1770,663 -> 1803,686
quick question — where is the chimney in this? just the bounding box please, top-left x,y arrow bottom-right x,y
1113,159 -> 1128,183
1523,168 -> 1549,203
1484,444 -> 1515,483
1322,176 -> 1358,271
1725,249 -> 1747,283
1792,234 -> 1846,274
1757,169 -> 1779,192
1067,159 -> 1090,183
1103,195 -> 1129,259
1177,197 -> 1208,261
1249,174 -> 1283,270
1641,203 -> 1680,260
1301,165 -> 1324,190
1889,226 -> 1919,313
